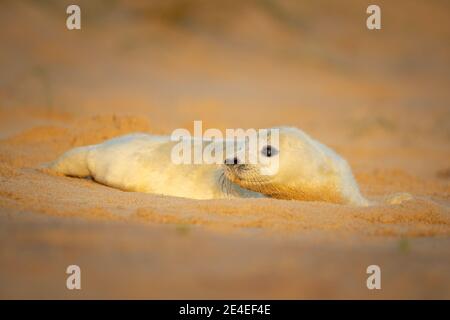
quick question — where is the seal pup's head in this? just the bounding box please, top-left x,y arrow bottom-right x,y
223,127 -> 368,206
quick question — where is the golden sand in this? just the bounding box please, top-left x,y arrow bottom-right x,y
0,0 -> 449,299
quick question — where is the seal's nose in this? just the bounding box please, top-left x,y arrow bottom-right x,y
224,157 -> 240,165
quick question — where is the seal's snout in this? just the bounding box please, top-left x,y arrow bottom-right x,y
224,157 -> 240,165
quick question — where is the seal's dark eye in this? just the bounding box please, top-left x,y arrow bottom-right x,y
261,145 -> 278,157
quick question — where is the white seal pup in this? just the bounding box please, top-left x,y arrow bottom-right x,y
49,133 -> 261,200
48,127 -> 410,206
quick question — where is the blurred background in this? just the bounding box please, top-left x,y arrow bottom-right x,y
1,0 -> 449,119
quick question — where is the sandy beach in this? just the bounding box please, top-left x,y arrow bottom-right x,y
0,0 -> 449,299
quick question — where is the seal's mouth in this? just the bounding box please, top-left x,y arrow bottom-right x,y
223,163 -> 250,180
223,163 -> 272,190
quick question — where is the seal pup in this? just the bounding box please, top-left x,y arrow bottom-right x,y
48,127 -> 410,206
49,133 -> 261,200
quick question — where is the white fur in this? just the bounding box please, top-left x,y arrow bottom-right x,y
49,127 -> 405,206
50,133 -> 257,199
